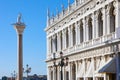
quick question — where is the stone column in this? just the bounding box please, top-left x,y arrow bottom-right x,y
85,17 -> 89,41
68,26 -> 71,47
71,25 -> 73,47
95,11 -> 99,38
75,22 -> 79,45
102,7 -> 107,36
58,32 -> 61,52
91,13 -> 95,39
47,67 -> 50,80
62,29 -> 65,50
106,5 -> 110,34
82,18 -> 86,42
78,22 -> 80,44
75,61 -> 78,80
115,1 -> 120,38
13,14 -> 25,80
64,29 -> 67,49
83,59 -> 86,80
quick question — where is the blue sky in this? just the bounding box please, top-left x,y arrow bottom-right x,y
0,0 -> 74,78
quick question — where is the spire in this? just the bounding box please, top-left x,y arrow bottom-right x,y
75,0 -> 77,6
52,13 -> 54,22
68,0 -> 70,7
68,0 -> 70,12
47,8 -> 50,27
56,7 -> 59,19
61,4 -> 64,15
61,4 -> 64,11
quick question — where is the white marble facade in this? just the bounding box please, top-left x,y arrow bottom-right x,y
45,0 -> 120,80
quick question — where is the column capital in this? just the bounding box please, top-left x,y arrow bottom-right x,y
14,25 -> 25,35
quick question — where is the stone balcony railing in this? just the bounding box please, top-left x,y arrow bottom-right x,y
47,32 -> 116,60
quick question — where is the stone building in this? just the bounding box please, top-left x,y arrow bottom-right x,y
45,0 -> 120,80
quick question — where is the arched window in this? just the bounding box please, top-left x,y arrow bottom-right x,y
110,5 -> 115,33
80,21 -> 84,43
73,24 -> 76,46
88,18 -> 93,40
98,11 -> 103,37
66,28 -> 69,48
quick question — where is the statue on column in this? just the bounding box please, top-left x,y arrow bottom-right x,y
17,13 -> 22,24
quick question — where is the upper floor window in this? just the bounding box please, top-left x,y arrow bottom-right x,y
110,5 -> 115,33
88,18 -> 93,40
80,21 -> 84,43
73,24 -> 76,46
66,28 -> 69,48
98,11 -> 103,37
54,35 -> 57,52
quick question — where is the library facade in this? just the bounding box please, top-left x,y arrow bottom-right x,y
45,0 -> 120,80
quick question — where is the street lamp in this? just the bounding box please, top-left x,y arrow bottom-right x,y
59,52 -> 69,80
53,52 -> 69,80
23,64 -> 31,78
11,71 -> 16,80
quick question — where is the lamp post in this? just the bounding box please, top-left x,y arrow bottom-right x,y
53,52 -> 69,80
24,64 -> 31,78
59,52 -> 69,80
11,71 -> 16,80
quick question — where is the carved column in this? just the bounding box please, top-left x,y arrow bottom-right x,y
64,29 -> 67,49
106,5 -> 111,34
101,7 -> 107,36
95,11 -> 99,38
114,1 -> 120,38
83,18 -> 86,42
91,13 -> 95,39
47,67 -> 50,80
85,17 -> 89,41
62,30 -> 65,50
71,25 -> 73,47
68,26 -> 72,47
57,32 -> 61,51
77,21 -> 80,44
75,61 -> 78,80
69,62 -> 72,80
56,33 -> 59,52
75,22 -> 79,45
